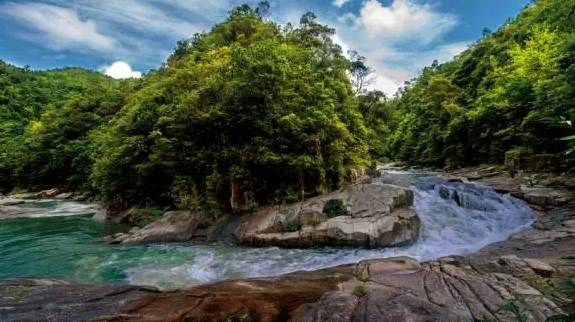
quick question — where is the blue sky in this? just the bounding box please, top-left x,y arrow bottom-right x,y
0,0 -> 530,93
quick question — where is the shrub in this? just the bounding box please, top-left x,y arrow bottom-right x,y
323,199 -> 348,218
282,220 -> 302,232
353,284 -> 366,297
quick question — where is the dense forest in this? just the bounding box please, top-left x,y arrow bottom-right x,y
1,0 -> 574,213
384,0 -> 575,168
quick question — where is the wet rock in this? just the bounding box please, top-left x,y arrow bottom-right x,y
54,192 -> 73,199
237,183 -> 420,248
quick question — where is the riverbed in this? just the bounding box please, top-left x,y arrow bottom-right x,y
0,172 -> 534,290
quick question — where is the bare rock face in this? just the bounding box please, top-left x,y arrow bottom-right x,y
0,256 -> 565,322
236,183 -> 420,248
290,257 -> 563,322
0,279 -> 158,322
105,211 -> 204,244
521,186 -> 574,207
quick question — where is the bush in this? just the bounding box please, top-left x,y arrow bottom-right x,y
281,220 -> 302,232
353,284 -> 366,297
323,199 -> 348,218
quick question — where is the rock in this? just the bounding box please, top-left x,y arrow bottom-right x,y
237,183 -> 420,248
0,279 -> 158,322
523,258 -> 556,277
113,211 -> 203,245
521,186 -> 574,206
104,208 -> 139,225
300,209 -> 328,226
0,257 -> 563,322
496,255 -> 558,278
34,188 -> 60,198
54,192 -> 73,199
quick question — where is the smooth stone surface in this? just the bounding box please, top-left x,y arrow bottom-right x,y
236,183 -> 420,248
106,211 -> 204,244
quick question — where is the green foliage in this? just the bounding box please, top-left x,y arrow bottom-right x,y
0,5 -> 371,213
0,62 -> 130,193
353,284 -> 366,297
546,314 -> 575,322
499,299 -> 529,322
322,199 -> 348,218
90,6 -> 370,211
382,0 -> 575,169
281,219 -> 302,232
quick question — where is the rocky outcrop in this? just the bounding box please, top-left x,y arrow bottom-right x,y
0,279 -> 158,322
444,165 -> 575,208
105,183 -> 421,249
1,255 -> 568,322
105,211 -> 206,244
236,183 -> 420,248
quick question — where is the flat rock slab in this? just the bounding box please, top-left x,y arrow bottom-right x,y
0,279 -> 158,322
0,256 -> 565,322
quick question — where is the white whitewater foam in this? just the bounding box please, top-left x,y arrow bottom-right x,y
125,174 -> 534,289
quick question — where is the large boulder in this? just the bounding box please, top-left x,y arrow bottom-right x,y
236,183 -> 420,248
106,211 -> 205,244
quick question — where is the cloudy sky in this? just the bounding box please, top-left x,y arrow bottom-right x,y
0,0 -> 530,94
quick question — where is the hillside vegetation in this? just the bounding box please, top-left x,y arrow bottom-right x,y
1,0 -> 574,213
384,0 -> 575,168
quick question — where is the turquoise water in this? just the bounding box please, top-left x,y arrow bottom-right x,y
0,177 -> 535,290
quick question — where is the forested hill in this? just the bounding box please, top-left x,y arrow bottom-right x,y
384,0 -> 575,168
0,7 -> 371,214
0,62 -> 129,192
1,0 -> 574,213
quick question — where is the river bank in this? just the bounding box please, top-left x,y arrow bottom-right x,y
0,166 -> 574,321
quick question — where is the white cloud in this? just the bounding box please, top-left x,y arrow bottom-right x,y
333,0 -> 350,8
0,2 -> 116,53
102,61 -> 142,79
368,41 -> 469,94
68,0 -> 202,39
333,0 -> 465,94
354,0 -> 457,45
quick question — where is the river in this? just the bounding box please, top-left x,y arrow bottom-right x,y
0,172 -> 534,290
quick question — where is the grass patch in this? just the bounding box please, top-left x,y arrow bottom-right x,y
353,284 -> 366,297
282,220 -> 302,232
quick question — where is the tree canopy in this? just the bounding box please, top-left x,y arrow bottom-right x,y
382,0 -> 575,168
1,0 -> 574,214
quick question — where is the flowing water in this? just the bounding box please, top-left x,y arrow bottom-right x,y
0,172 -> 534,290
